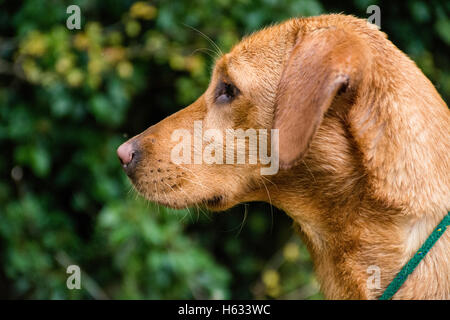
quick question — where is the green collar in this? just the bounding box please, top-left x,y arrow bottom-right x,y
379,211 -> 450,300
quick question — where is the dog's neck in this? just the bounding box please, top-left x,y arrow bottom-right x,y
268,89 -> 450,299
259,17 -> 450,299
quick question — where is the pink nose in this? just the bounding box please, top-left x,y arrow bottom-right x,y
117,141 -> 135,167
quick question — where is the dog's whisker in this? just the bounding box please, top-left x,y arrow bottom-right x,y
176,185 -> 193,223
261,175 -> 278,190
174,163 -> 215,192
179,209 -> 190,223
259,176 -> 274,234
153,181 -> 161,214
177,186 -> 196,223
179,176 -> 214,193
180,166 -> 214,191
189,47 -> 218,60
126,184 -> 134,196
163,181 -> 197,219
182,23 -> 223,57
236,203 -> 249,237
302,159 -> 317,184
162,189 -> 171,206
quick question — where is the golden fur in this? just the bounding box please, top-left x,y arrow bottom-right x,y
118,14 -> 450,299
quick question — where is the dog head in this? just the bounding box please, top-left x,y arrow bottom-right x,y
117,15 -> 367,211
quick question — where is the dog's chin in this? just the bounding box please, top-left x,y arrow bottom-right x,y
131,181 -> 230,211
151,194 -> 229,211
202,195 -> 228,211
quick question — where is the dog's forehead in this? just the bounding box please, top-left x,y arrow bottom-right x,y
219,21 -> 298,106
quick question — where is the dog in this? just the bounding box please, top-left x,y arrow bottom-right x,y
117,14 -> 450,299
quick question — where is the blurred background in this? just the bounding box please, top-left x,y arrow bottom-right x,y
0,0 -> 448,299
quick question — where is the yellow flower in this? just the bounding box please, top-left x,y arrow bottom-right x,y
262,269 -> 280,289
266,285 -> 281,298
87,74 -> 101,89
263,269 -> 282,298
117,61 -> 133,78
41,72 -> 57,87
145,33 -> 167,52
22,59 -> 41,82
84,23 -> 103,51
130,2 -> 157,20
125,20 -> 141,37
283,242 -> 300,262
107,31 -> 123,46
21,31 -> 47,56
86,22 -> 102,38
55,56 -> 74,73
74,33 -> 90,50
185,55 -> 204,75
66,69 -> 84,87
88,57 -> 104,75
169,53 -> 185,70
103,47 -> 126,64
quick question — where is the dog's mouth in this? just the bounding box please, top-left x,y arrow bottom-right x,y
203,195 -> 224,208
126,161 -> 231,211
157,194 -> 226,211
130,175 -> 227,210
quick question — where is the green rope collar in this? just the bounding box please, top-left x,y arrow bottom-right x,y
379,211 -> 450,300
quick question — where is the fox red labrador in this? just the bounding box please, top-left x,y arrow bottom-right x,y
117,14 -> 450,299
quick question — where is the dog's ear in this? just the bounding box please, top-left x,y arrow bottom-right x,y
273,28 -> 363,169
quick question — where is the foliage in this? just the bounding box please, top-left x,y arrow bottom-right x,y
0,0 -> 448,299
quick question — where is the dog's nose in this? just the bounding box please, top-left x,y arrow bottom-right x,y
117,141 -> 136,168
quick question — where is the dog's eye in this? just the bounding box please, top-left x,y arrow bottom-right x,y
216,82 -> 239,104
